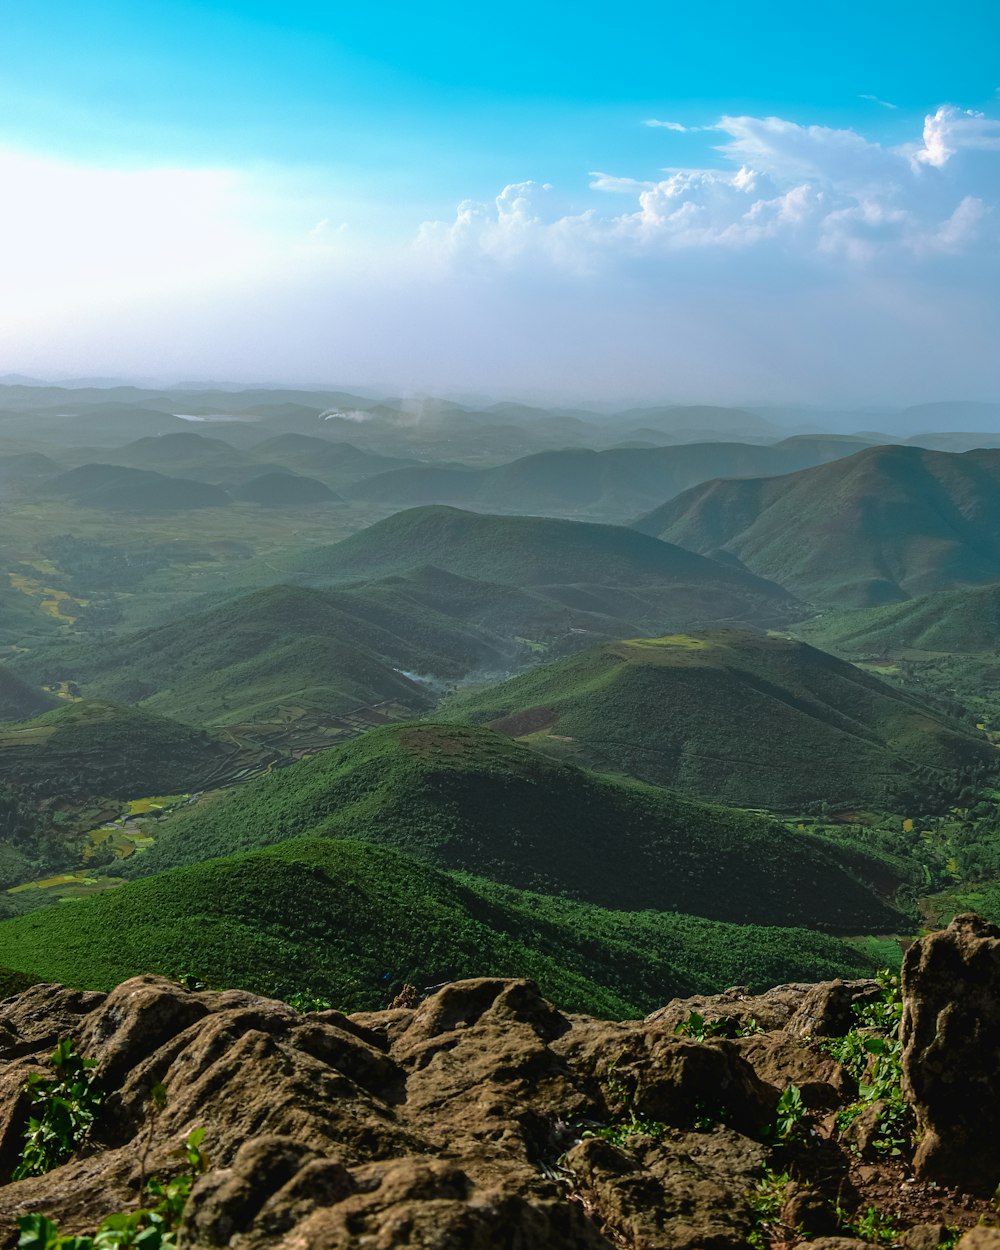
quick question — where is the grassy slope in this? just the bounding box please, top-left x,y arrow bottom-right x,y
0,700 -> 232,797
796,585 -> 1000,656
440,631 -> 995,809
125,721 -> 905,933
635,445 -> 1000,607
290,505 -> 800,635
0,836 -> 879,1017
12,582 -> 514,726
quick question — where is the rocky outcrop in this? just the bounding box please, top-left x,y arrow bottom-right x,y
0,964 -> 996,1247
901,913 -> 1000,1193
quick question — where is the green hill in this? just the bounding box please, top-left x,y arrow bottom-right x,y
795,585 -> 1000,656
635,445 -> 1000,607
441,631 -> 995,809
46,463 -> 232,512
348,440 -> 877,519
291,505 -> 801,631
0,700 -> 239,798
11,583 -> 487,726
95,431 -> 251,480
249,434 -> 415,483
0,837 -> 880,1017
125,721 -> 905,933
233,471 -> 340,507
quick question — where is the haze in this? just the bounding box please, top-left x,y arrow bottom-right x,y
1,1 -> 999,406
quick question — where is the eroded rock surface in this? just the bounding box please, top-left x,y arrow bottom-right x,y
0,961 -> 994,1248
902,913 -> 1000,1192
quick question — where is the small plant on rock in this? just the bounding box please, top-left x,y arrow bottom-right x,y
746,1168 -> 794,1250
13,1039 -> 101,1180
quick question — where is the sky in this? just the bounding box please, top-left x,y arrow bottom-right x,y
1,1 -> 999,404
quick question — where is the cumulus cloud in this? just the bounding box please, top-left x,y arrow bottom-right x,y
420,107 -> 1000,270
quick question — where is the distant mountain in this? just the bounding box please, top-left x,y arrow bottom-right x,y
250,434 -> 414,483
896,402 -> 1000,433
232,471 -> 340,507
124,721 -> 904,933
63,406 -> 198,442
289,505 -> 800,632
0,836 -> 878,1016
96,431 -> 249,480
348,440 -> 879,518
46,464 -> 232,512
611,405 -> 780,437
0,700 -> 238,798
796,585 -> 1000,657
442,630 -> 994,809
636,445 -> 1000,607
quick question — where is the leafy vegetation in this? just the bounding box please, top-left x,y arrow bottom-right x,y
635,444 -> 1000,607
0,836 -> 880,1018
442,630 -> 996,809
119,722 -> 905,931
13,1039 -> 101,1180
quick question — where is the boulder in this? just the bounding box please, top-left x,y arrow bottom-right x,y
901,914 -> 1000,1192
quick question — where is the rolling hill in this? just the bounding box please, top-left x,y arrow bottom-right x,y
635,445 -> 1000,607
347,439 -> 876,518
0,836 -> 880,1017
232,471 -> 340,506
290,505 -> 802,631
46,463 -> 232,511
796,585 -> 1000,657
94,431 -> 251,480
123,721 -> 906,933
441,631 -> 995,809
248,434 -> 415,483
11,583 -> 486,726
0,700 -> 239,798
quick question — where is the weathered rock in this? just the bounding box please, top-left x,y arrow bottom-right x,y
644,978 -> 881,1039
899,1224 -> 955,1250
956,1230 -> 1000,1249
901,914 -> 1000,1192
734,1032 -> 854,1109
0,983 -> 105,1060
563,1128 -> 765,1250
781,1181 -> 841,1238
184,1148 -> 612,1249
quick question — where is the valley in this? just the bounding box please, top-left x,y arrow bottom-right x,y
2,382 -> 1000,1022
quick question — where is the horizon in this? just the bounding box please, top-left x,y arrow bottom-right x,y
1,1 -> 999,402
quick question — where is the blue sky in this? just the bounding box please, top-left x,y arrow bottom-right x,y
2,1 -> 999,401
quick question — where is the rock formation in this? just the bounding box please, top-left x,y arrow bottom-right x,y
0,927 -> 997,1247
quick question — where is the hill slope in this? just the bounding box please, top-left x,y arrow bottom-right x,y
635,445 -> 1000,607
12,583 -> 493,726
124,721 -> 905,933
233,471 -> 340,506
349,440 -> 877,518
795,585 -> 1000,657
442,631 -> 995,809
291,505 -> 801,631
46,463 -> 232,511
0,665 -> 57,722
0,700 -> 238,797
0,837 -> 879,1017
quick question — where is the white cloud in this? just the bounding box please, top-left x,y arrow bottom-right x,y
643,119 -> 690,132
912,105 -> 1000,167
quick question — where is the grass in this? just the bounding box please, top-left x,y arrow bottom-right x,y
0,837 -> 881,1017
440,630 -> 996,810
122,720 -> 907,934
